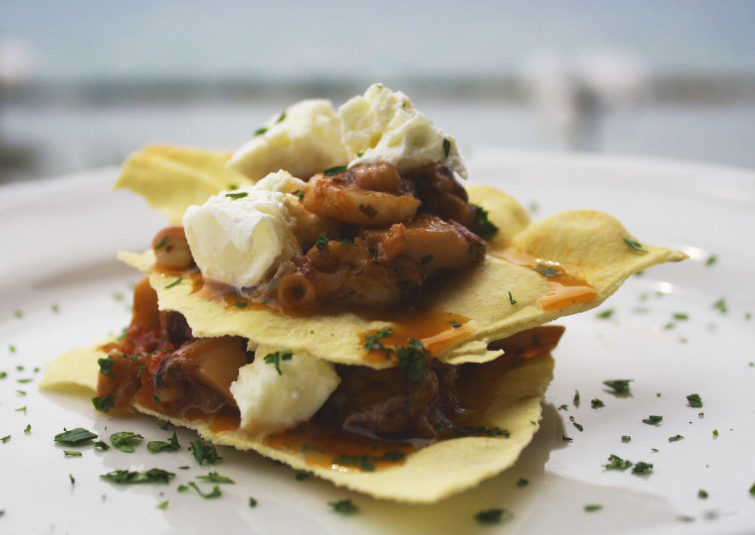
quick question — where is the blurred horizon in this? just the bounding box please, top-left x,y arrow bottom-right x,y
1,0 -> 754,181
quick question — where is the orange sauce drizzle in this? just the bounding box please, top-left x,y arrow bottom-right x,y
360,309 -> 474,363
489,247 -> 598,310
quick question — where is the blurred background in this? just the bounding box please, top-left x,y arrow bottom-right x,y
1,0 -> 753,183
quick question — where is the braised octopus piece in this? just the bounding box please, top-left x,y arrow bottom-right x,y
276,215 -> 484,309
302,163 -> 421,225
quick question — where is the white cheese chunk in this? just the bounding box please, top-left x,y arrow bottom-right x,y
227,99 -> 349,181
339,83 -> 468,179
230,347 -> 340,434
182,171 -> 301,288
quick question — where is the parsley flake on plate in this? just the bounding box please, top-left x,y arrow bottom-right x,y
188,482 -> 222,499
686,393 -> 703,408
642,415 -> 663,425
101,468 -> 175,484
584,504 -> 603,512
196,472 -> 235,484
147,431 -> 180,453
109,431 -> 144,453
328,499 -> 359,515
605,454 -> 632,471
591,398 -> 605,409
54,428 -> 97,446
603,379 -> 633,395
189,440 -> 221,465
475,508 -> 512,524
632,462 -> 653,475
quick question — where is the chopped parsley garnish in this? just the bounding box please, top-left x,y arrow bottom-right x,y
475,508 -> 511,524
591,398 -> 605,409
147,431 -> 180,453
249,497 -> 258,507
471,204 -> 499,239
153,236 -> 168,250
54,428 -> 97,446
92,394 -> 114,413
315,232 -> 329,250
596,309 -> 615,319
749,482 -> 755,496
623,238 -> 648,253
253,126 -> 268,137
584,504 -> 603,512
225,191 -> 248,200
165,277 -> 183,289
358,203 -> 377,218
364,328 -> 393,351
516,478 -> 529,487
563,435 -> 573,442
449,320 -> 462,328
292,189 -> 304,199
0,435 -> 10,444
535,264 -> 560,278
573,422 -> 584,432
632,461 -> 653,475
93,440 -> 110,450
508,291 -> 517,305
157,500 -> 169,510
356,151 -> 364,158
642,415 -> 663,425
275,110 -> 287,124
686,393 -> 703,408
323,165 -> 347,176
712,429 -> 719,437
177,484 -> 189,492
97,356 -> 114,378
442,137 -> 451,158
15,406 -> 26,413
101,468 -> 175,484
109,431 -> 143,453
712,298 -> 728,314
196,472 -> 235,484
24,424 -> 31,434
672,312 -> 689,320
605,454 -> 633,470
573,390 -> 580,408
621,435 -> 631,443
263,351 -> 293,375
668,434 -> 684,442
395,339 -> 428,383
698,489 -> 708,499
603,379 -> 633,395
233,301 -> 247,308
705,254 -> 717,266
0,371 -> 6,379
558,404 -> 569,411
189,439 -> 221,465
328,499 -> 359,515
64,450 -> 82,457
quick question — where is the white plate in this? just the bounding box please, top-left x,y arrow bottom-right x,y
1,150 -> 753,535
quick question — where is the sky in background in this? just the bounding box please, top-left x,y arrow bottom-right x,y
2,0 -> 754,81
